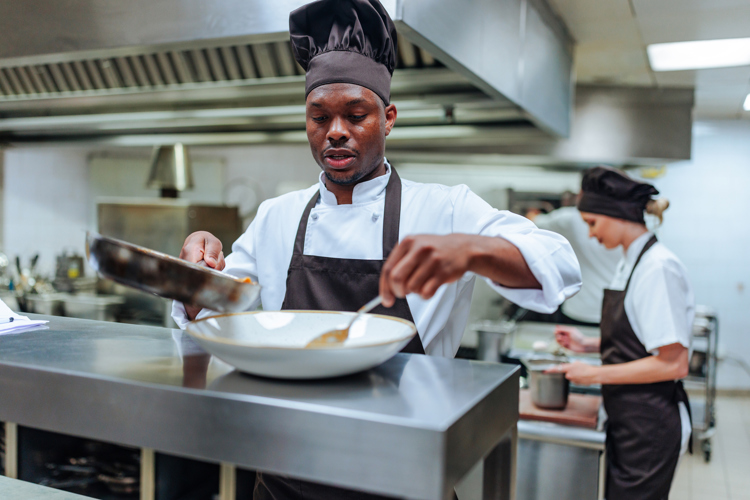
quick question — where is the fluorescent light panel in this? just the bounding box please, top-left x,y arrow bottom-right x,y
647,37 -> 750,71
744,93 -> 750,111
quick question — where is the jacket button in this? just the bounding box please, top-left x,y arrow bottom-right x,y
311,213 -> 319,221
372,213 -> 380,222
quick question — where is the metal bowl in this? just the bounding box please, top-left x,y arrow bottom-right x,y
522,356 -> 570,410
86,232 -> 260,313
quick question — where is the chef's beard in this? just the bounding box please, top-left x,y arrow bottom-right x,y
323,160 -> 380,186
324,169 -> 367,186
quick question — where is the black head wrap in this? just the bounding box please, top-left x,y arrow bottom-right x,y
577,166 -> 659,224
289,0 -> 398,105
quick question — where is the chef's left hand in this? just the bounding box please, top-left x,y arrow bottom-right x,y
547,362 -> 601,386
380,234 -> 474,307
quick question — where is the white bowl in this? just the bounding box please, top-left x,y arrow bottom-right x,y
185,310 -> 417,379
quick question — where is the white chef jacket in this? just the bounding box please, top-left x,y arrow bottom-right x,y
608,231 -> 694,454
534,207 -> 621,323
173,162 -> 582,357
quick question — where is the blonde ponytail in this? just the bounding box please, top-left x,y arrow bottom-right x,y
646,198 -> 670,225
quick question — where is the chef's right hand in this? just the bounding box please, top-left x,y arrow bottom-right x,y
180,232 -> 225,321
554,326 -> 592,353
180,231 -> 226,270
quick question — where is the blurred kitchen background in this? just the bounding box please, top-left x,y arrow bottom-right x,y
0,1 -> 749,497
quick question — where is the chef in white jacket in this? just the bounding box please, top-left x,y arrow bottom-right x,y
173,0 -> 581,498
552,166 -> 693,500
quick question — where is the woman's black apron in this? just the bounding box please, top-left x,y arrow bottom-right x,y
254,167 -> 424,500
600,235 -> 691,500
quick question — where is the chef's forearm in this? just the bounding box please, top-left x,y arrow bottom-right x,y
467,235 -> 542,290
597,350 -> 689,385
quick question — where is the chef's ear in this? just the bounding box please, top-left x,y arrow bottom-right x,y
384,103 -> 397,136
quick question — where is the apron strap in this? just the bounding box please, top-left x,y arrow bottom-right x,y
623,235 -> 658,293
293,191 -> 320,256
382,167 -> 402,258
292,165 -> 403,258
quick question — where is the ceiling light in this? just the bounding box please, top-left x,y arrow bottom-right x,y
647,38 -> 750,71
744,93 -> 750,111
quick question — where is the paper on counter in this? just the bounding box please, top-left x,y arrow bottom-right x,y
0,297 -> 48,335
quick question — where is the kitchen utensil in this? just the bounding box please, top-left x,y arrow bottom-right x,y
471,320 -> 516,362
522,356 -> 570,410
86,232 -> 260,313
305,295 -> 383,348
185,310 -> 417,379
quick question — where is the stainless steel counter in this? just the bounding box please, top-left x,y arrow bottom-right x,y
0,315 -> 520,500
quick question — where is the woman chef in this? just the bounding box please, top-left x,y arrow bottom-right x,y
552,166 -> 693,500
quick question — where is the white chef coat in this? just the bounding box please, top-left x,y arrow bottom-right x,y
608,231 -> 694,455
534,207 -> 621,323
173,162 -> 582,357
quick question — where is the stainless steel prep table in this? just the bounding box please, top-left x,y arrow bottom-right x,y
0,315 -> 519,500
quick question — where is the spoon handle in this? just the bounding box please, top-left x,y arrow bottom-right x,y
345,295 -> 383,329
358,295 -> 383,314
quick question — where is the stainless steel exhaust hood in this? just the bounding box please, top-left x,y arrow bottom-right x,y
0,0 -> 573,137
0,1 -> 694,166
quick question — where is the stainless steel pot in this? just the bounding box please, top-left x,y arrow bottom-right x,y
522,357 -> 570,410
471,320 -> 516,363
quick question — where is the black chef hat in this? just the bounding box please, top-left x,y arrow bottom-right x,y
577,166 -> 659,224
289,0 -> 398,105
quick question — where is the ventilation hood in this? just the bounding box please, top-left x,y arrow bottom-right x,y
0,0 -> 572,137
0,1 -> 694,166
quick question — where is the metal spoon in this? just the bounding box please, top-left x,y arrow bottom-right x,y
305,296 -> 383,348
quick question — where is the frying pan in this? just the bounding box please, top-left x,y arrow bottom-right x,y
85,232 -> 260,313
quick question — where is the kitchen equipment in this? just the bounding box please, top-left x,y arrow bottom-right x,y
24,293 -> 67,316
61,294 -> 126,322
519,390 -> 601,429
185,311 -> 416,379
86,232 -> 260,313
306,296 -> 383,348
522,356 -> 570,410
471,320 -> 517,362
97,201 -> 243,326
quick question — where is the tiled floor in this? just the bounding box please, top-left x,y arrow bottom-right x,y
670,396 -> 750,500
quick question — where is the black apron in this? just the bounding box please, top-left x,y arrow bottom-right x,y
255,167 -> 424,500
600,235 -> 691,500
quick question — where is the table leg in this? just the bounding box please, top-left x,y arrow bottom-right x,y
140,448 -> 155,500
4,422 -> 18,479
482,425 -> 517,500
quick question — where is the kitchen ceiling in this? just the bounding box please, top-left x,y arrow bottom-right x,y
547,0 -> 750,119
